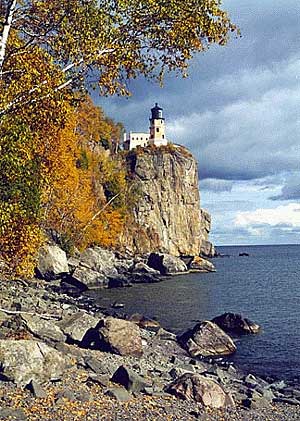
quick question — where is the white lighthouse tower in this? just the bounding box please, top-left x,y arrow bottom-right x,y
123,103 -> 169,150
149,103 -> 168,147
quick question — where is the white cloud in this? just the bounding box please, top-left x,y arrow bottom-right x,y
270,174 -> 300,201
235,203 -> 300,228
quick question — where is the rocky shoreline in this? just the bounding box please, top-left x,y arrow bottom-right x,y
0,247 -> 299,420
35,244 -> 216,295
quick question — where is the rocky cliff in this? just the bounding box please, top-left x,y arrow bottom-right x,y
119,145 -> 214,257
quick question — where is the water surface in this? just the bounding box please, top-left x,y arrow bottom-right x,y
87,245 -> 300,382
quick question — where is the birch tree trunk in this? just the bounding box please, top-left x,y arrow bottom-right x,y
0,0 -> 17,79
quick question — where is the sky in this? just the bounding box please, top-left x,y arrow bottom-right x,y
95,0 -> 300,246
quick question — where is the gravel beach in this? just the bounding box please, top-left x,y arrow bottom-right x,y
0,278 -> 299,421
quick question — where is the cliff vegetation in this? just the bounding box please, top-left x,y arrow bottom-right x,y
0,94 -> 127,277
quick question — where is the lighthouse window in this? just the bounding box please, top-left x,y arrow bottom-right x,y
156,128 -> 159,132
162,134 -> 165,139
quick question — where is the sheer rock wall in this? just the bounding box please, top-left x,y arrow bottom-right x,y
119,146 -> 213,257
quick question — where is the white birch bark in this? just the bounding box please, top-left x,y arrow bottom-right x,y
0,0 -> 17,79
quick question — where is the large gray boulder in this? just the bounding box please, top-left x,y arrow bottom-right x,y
37,245 -> 69,280
189,256 -> 215,272
70,266 -> 108,290
98,317 -> 143,357
168,373 -> 235,408
178,321 -> 236,357
132,262 -> 160,275
0,340 -> 68,386
21,314 -> 66,343
147,253 -> 187,275
66,247 -> 135,290
212,313 -> 261,334
111,365 -> 150,393
58,312 -> 100,343
79,247 -> 118,277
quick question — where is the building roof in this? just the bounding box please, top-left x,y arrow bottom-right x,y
151,103 -> 163,112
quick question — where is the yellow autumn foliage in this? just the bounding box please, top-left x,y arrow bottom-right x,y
0,39 -> 126,276
43,97 -> 126,254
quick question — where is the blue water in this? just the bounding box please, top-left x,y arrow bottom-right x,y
87,245 -> 300,382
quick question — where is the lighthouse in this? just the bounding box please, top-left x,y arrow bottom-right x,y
123,103 -> 169,150
149,103 -> 168,147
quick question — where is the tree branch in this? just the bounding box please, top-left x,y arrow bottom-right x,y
0,307 -> 60,320
82,192 -> 121,233
0,49 -> 114,118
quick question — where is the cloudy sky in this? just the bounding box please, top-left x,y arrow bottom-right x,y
96,0 -> 300,246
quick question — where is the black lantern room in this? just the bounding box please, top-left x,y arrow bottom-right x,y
150,103 -> 164,120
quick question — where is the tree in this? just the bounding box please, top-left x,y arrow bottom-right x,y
75,95 -> 123,152
1,0 -> 239,118
0,40 -> 74,275
44,103 -> 128,253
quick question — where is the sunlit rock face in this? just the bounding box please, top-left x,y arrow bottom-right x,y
119,145 -> 213,257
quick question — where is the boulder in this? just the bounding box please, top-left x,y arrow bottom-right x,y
0,340 -> 68,387
189,256 -> 215,272
178,321 -> 236,357
36,245 -> 69,280
147,253 -> 187,275
129,313 -> 161,332
211,313 -> 261,334
28,380 -> 47,398
21,314 -> 66,343
105,387 -> 131,402
132,262 -> 160,275
69,266 -> 108,290
114,259 -> 134,274
84,356 -> 110,375
111,365 -> 150,393
98,317 -> 143,357
200,240 -> 216,258
167,373 -> 235,408
58,312 -> 100,343
130,272 -> 161,284
108,275 -> 132,288
79,247 -> 118,277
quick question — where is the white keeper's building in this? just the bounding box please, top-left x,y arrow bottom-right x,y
123,103 -> 169,150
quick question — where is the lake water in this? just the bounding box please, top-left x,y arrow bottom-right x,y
86,244 -> 300,383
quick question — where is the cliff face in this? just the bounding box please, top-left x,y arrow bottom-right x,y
119,145 -> 213,257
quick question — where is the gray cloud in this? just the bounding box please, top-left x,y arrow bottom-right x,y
200,179 -> 233,192
96,1 -> 300,183
169,78 -> 300,180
